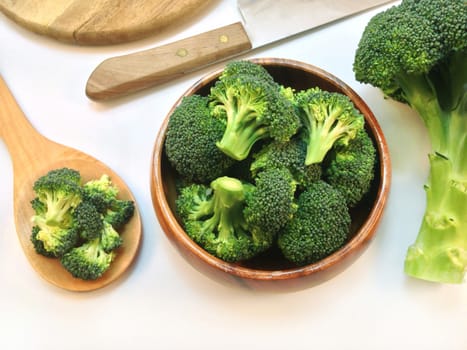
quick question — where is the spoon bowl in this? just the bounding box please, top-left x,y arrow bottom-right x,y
0,76 -> 142,291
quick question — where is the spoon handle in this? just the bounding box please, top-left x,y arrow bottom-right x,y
0,76 -> 50,172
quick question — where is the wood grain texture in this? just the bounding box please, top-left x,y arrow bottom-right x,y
0,0 -> 212,45
86,22 -> 252,100
0,76 -> 142,291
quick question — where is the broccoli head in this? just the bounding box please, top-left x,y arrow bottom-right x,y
250,137 -> 322,188
103,199 -> 135,230
177,171 -> 297,263
73,201 -> 104,241
324,128 -> 377,208
164,94 -> 235,183
30,197 -> 46,216
243,167 -> 297,245
176,177 -> 257,262
278,180 -> 351,265
101,221 -> 123,253
209,62 -> 300,161
353,0 -> 467,283
61,237 -> 115,280
32,167 -> 83,227
295,87 -> 365,165
30,225 -> 56,258
82,174 -> 118,213
31,216 -> 79,257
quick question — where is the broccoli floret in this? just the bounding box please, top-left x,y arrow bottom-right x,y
324,129 -> 377,208
61,237 -> 115,280
32,167 -> 83,226
209,61 -> 300,160
243,168 -> 298,246
177,173 -> 295,263
164,94 -> 235,183
30,197 -> 46,216
30,225 -> 56,258
250,137 -> 322,188
279,85 -> 297,104
73,201 -> 104,241
278,180 -> 351,265
31,216 -> 79,257
81,175 -> 134,229
31,168 -> 83,257
101,221 -> 123,253
176,177 -> 256,262
103,199 -> 135,230
353,0 -> 467,283
82,174 -> 118,213
295,87 -> 365,165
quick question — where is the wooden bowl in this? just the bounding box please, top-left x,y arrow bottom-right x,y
150,58 -> 391,291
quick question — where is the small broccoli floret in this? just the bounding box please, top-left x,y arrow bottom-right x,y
32,167 -> 83,226
250,137 -> 322,188
101,221 -> 123,253
31,197 -> 46,216
278,180 -> 351,265
175,183 -> 213,221
295,88 -> 365,165
61,237 -> 115,280
30,225 -> 56,258
73,201 -> 104,241
244,167 -> 297,245
353,0 -> 467,283
177,177 -> 256,262
209,61 -> 300,161
177,170 -> 298,262
82,174 -> 118,213
324,129 -> 377,207
279,85 -> 297,103
164,94 -> 235,183
31,216 -> 79,257
104,199 -> 135,230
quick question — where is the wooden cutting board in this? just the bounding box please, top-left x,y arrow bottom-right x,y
0,0 -> 212,45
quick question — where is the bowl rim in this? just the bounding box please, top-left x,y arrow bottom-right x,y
150,57 -> 391,281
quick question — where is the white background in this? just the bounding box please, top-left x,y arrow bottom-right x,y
0,1 -> 465,349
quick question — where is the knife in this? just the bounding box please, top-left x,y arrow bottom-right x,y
85,0 -> 395,100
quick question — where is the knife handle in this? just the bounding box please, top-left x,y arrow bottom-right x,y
85,22 -> 252,100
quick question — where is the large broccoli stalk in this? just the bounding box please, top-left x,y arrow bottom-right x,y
353,0 -> 467,283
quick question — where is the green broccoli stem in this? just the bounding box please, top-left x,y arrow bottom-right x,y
404,150 -> 467,283
45,195 -> 76,226
304,106 -> 348,165
216,104 -> 268,161
401,73 -> 467,283
203,177 -> 247,241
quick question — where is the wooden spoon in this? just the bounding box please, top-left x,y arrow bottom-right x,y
0,76 -> 142,292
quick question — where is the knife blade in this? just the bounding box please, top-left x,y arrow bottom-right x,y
85,0 -> 395,100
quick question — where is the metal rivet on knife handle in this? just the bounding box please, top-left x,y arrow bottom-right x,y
176,48 -> 189,57
219,35 -> 229,43
85,22 -> 252,100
